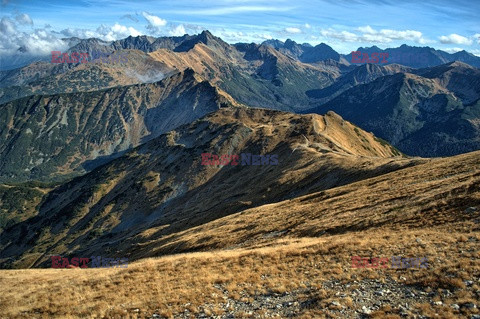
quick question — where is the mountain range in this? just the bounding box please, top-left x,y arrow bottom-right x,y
305,61 -> 480,157
0,106 -> 418,268
1,30 -> 480,318
0,29 -> 478,257
1,31 -> 479,183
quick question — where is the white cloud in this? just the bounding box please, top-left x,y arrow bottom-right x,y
109,23 -> 142,40
141,12 -> 167,27
60,27 -> 101,39
169,24 -> 186,36
357,25 -> 375,34
0,16 -> 68,56
220,30 -> 272,42
183,23 -> 206,35
220,30 -> 249,42
15,13 -> 33,25
470,49 -> 480,57
0,13 -> 143,69
320,26 -> 427,44
475,34 -> 480,44
285,27 -> 301,34
60,23 -> 141,41
304,23 -> 311,29
0,17 -> 16,36
442,47 -> 465,53
439,33 -> 472,45
141,12 -> 167,35
320,28 -> 357,42
378,29 -> 425,43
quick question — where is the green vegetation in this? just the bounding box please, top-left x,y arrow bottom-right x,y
374,136 -> 404,157
0,183 -> 48,232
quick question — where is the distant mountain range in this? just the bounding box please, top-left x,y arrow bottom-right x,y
0,69 -> 236,181
261,39 -> 349,64
261,40 -> 480,68
0,30 -> 479,183
3,31 -> 480,71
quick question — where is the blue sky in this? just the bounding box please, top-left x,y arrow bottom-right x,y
1,0 -> 479,56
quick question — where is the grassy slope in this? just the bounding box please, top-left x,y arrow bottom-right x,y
0,150 -> 478,318
0,108 -> 413,269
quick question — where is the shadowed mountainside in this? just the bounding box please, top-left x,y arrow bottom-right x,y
0,69 -> 236,182
306,62 -> 480,157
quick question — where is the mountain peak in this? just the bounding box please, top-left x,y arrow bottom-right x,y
300,42 -> 340,63
174,30 -> 228,52
448,61 -> 471,67
261,39 -> 285,49
284,39 -> 297,46
314,43 -> 333,49
199,30 -> 214,39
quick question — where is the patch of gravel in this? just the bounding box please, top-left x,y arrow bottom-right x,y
320,277 -> 436,317
147,276 -> 479,318
170,284 -> 313,318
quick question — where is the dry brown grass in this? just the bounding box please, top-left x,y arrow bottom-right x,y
0,151 -> 479,318
134,150 -> 480,257
0,225 -> 478,318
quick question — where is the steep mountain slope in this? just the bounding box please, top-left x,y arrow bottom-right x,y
126,149 -> 479,256
0,148 -> 478,318
0,69 -> 235,182
0,107 -> 417,269
150,40 -> 337,112
413,61 -> 480,104
305,62 -> 480,157
1,31 -> 340,112
0,182 -> 52,234
306,63 -> 412,104
5,32 -> 479,117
